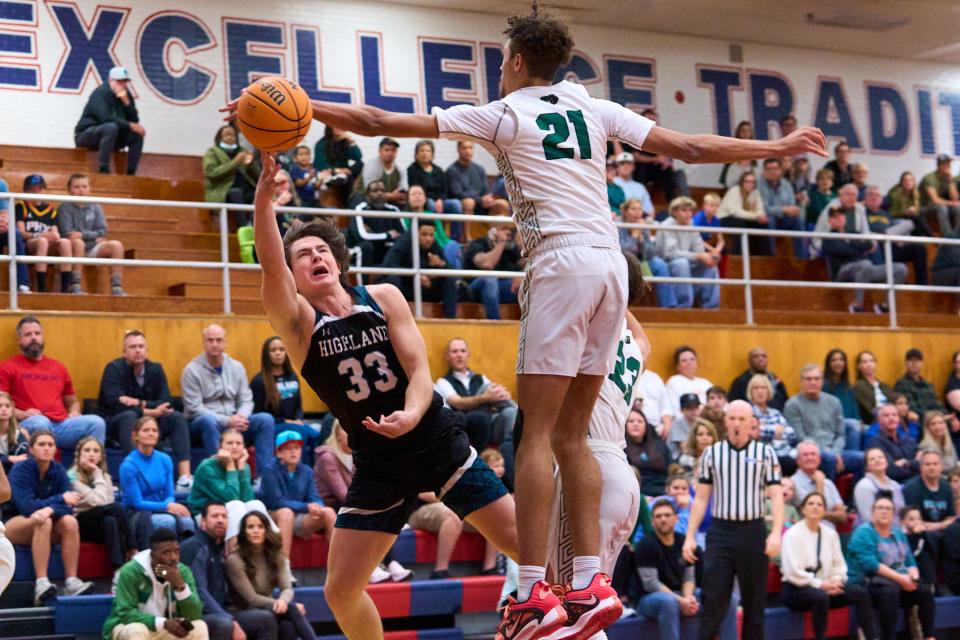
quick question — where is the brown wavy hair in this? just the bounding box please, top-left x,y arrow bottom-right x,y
236,511 -> 284,588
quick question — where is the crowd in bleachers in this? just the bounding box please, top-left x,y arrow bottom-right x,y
0,309 -> 956,637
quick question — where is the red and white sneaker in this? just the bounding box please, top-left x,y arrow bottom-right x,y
549,573 -> 622,639
495,580 -> 568,640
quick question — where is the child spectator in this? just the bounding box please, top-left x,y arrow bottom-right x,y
659,196 -> 721,308
766,476 -> 800,533
226,511 -> 317,640
1,430 -> 94,603
702,385 -> 727,432
261,431 -> 336,559
188,429 -> 276,552
313,420 -> 351,511
289,145 -> 322,207
120,416 -> 195,548
618,198 -> 674,308
625,408 -> 670,497
16,174 -> 70,293
68,436 -> 135,583
806,169 -> 836,230
692,192 -> 725,256
251,336 -> 320,467
900,505 -> 937,588
667,393 -> 700,460
57,173 -> 125,294
0,391 -> 28,472
665,473 -> 692,534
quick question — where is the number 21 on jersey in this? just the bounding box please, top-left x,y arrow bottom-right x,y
337,351 -> 398,401
537,110 -> 592,161
608,340 -> 640,406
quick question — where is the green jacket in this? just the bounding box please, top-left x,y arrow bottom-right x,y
188,457 -> 254,515
102,550 -> 203,640
203,145 -> 259,203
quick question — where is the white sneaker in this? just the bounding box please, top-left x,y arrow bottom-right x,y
63,577 -> 95,596
17,285 -> 30,294
369,564 -> 392,584
34,578 -> 57,605
176,475 -> 194,491
387,560 -> 413,582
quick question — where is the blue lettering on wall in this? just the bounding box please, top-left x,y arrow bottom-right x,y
0,32 -> 36,88
554,52 -> 598,84
939,92 -> 960,156
697,66 -> 741,137
0,0 -> 32,21
48,4 -> 127,91
748,72 -> 793,140
223,20 -> 283,100
866,84 -> 908,153
813,78 -> 861,148
916,89 -> 935,156
422,40 -> 475,111
137,13 -> 214,104
359,34 -> 414,113
606,57 -> 654,111
292,27 -> 351,103
481,44 -> 501,104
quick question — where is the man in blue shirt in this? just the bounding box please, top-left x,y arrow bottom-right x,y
614,153 -> 655,217
261,431 -> 337,558
757,158 -> 805,258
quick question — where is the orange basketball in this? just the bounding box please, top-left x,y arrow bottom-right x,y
236,77 -> 312,152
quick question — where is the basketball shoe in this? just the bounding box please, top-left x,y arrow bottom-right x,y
547,573 -> 622,639
495,580 -> 568,640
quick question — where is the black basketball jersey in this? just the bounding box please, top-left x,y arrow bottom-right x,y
300,285 -> 443,455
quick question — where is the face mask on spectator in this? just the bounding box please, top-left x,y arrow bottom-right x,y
219,142 -> 238,152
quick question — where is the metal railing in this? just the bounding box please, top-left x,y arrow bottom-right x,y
4,191 -> 959,328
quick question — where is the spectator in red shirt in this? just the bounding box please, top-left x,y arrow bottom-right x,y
0,316 -> 105,453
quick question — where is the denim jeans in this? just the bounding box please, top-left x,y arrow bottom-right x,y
0,229 -> 28,288
637,588 -> 738,640
189,413 -> 276,477
74,122 -> 143,174
666,258 -> 720,308
844,418 -> 863,451
820,448 -> 865,480
21,414 -> 106,454
468,277 -> 518,319
648,256 -> 677,308
443,241 -> 462,269
770,214 -> 806,258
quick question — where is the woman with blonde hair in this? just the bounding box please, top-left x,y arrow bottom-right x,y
68,436 -> 136,577
718,171 -> 772,255
919,411 -> 958,470
677,418 -> 718,473
313,420 -> 353,511
749,373 -> 798,476
0,391 -> 28,472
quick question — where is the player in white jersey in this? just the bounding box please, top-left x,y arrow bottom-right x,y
223,5 -> 825,638
544,252 -> 649,640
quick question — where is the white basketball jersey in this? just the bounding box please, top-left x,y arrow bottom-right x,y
434,81 -> 655,255
588,318 -> 643,449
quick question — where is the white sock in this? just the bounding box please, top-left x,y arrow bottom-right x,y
517,565 -> 546,602
572,556 -> 600,590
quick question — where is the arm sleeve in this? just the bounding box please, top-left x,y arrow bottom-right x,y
261,467 -> 306,512
235,365 -> 254,417
114,567 -> 162,630
152,365 -> 174,408
434,102 -> 516,150
781,529 -> 820,588
304,468 -> 324,506
759,183 -> 784,218
313,141 -> 332,171
119,462 -> 169,511
637,567 -> 665,593
592,99 -> 656,150
315,453 -> 349,503
180,365 -> 224,424
764,444 -> 782,485
352,213 -> 389,241
202,148 -> 237,180
848,526 -> 881,576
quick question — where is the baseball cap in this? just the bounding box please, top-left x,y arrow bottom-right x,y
275,430 -> 304,451
615,152 -> 634,164
109,66 -> 131,81
905,348 -> 923,361
679,393 -> 701,409
23,174 -> 46,190
379,137 -> 399,148
936,154 -> 952,165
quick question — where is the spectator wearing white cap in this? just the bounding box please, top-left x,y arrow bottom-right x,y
74,66 -> 145,175
614,152 -> 655,217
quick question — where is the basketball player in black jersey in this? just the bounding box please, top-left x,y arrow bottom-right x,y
251,151 -> 518,639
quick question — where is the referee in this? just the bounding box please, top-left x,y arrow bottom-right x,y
683,400 -> 784,640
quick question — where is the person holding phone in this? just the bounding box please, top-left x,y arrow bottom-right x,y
103,527 -> 208,640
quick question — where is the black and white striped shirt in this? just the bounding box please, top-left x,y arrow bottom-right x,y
698,439 -> 781,521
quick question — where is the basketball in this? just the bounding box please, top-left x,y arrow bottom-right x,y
236,77 -> 312,152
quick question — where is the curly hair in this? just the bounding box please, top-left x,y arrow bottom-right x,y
503,3 -> 573,81
282,218 -> 351,287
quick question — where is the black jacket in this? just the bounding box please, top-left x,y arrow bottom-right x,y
180,530 -> 231,617
75,83 -> 139,136
728,369 -> 788,411
822,234 -> 873,278
98,358 -> 174,417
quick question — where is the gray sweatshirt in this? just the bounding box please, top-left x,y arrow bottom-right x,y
657,216 -> 705,261
57,201 -> 107,252
180,353 -> 254,425
783,392 -> 845,454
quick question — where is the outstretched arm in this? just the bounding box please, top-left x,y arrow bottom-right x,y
311,101 -> 440,139
643,125 -> 827,164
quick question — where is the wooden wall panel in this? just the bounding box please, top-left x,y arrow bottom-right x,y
0,312 -> 955,413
